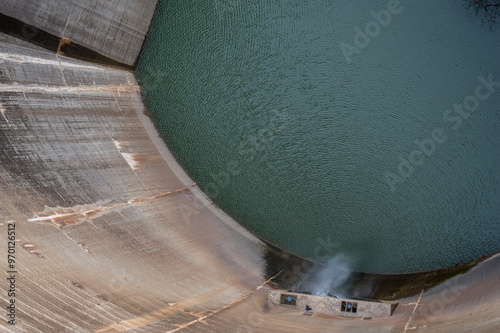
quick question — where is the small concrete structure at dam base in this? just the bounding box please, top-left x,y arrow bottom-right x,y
268,290 -> 395,318
0,1 -> 500,332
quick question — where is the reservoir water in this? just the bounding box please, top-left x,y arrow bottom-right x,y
137,0 -> 500,273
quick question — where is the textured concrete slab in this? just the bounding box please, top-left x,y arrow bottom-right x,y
0,41 -> 266,332
0,0 -> 158,65
0,32 -> 47,52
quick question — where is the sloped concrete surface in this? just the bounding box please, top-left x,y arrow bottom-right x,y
0,42 -> 267,332
0,0 -> 158,65
1,38 -> 499,333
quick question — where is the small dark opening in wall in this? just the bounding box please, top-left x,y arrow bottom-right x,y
0,13 -> 59,52
280,294 -> 297,306
341,301 -> 358,313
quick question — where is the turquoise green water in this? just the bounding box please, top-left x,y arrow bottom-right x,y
137,0 -> 500,273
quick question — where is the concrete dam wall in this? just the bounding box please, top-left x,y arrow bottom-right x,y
0,1 -> 499,332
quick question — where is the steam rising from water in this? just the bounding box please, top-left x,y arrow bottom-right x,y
297,255 -> 352,297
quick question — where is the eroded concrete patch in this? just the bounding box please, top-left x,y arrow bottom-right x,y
28,184 -> 196,228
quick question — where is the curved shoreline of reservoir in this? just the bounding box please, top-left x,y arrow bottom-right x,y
137,0 -> 500,274
0,1 -> 499,332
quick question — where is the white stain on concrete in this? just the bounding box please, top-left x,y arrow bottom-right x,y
120,152 -> 140,170
0,105 -> 9,125
0,52 -> 105,70
113,139 -> 139,170
113,139 -> 125,150
28,211 -> 77,222
0,84 -> 138,95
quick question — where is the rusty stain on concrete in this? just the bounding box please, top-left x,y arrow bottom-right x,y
21,242 -> 44,258
112,139 -> 159,170
1,0 -> 158,65
77,242 -> 92,254
120,152 -> 140,170
112,139 -> 126,150
57,37 -> 71,56
0,104 -> 9,125
28,184 -> 196,228
0,83 -> 139,94
120,152 -> 160,170
0,51 -> 106,70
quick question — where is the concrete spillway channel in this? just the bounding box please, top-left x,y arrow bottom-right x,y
0,1 -> 499,332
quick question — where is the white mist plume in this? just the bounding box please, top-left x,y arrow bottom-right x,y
310,255 -> 352,297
